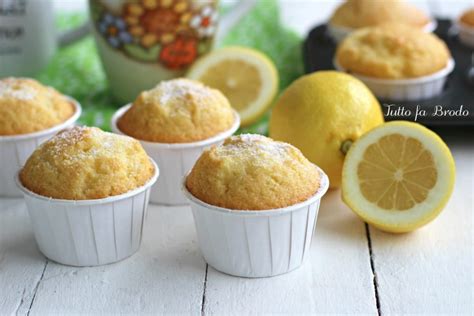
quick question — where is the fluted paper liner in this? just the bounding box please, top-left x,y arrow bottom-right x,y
183,167 -> 330,278
16,160 -> 159,267
111,104 -> 240,205
334,58 -> 455,101
0,99 -> 82,197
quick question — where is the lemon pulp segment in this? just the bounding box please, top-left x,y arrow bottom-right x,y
187,46 -> 278,126
198,59 -> 262,112
342,121 -> 455,233
358,134 -> 437,211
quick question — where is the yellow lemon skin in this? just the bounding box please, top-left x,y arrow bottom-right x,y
269,71 -> 384,188
342,121 -> 456,233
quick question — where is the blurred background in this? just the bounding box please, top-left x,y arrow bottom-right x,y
2,0 -> 473,131
53,0 -> 473,36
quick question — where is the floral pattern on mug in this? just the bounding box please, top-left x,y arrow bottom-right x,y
93,0 -> 216,70
190,5 -> 218,38
160,36 -> 197,69
98,13 -> 133,47
123,0 -> 192,47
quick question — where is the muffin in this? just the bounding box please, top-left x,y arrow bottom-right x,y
20,126 -> 155,200
117,78 -> 236,143
186,134 -> 320,210
0,77 -> 75,135
0,77 -> 81,197
111,78 -> 240,205
334,23 -> 453,101
458,8 -> 474,48
336,23 -> 451,79
330,0 -> 430,30
460,8 -> 474,27
17,126 -> 158,266
183,134 -> 329,277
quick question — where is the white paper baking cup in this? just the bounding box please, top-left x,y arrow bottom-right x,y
182,167 -> 329,278
0,99 -> 81,197
327,19 -> 438,43
455,21 -> 474,48
15,159 -> 159,267
111,104 -> 240,205
334,58 -> 455,101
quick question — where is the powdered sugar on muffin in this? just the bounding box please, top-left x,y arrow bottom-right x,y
118,78 -> 236,143
20,126 -> 155,200
0,77 -> 75,135
186,134 -> 320,210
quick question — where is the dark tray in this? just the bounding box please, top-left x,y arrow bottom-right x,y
303,19 -> 474,126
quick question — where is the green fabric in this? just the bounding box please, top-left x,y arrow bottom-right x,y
36,0 -> 303,135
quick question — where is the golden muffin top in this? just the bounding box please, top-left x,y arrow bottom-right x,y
335,23 -> 451,79
20,126 -> 155,200
117,78 -> 236,143
186,134 -> 320,210
0,77 -> 75,136
460,8 -> 474,27
330,0 -> 430,29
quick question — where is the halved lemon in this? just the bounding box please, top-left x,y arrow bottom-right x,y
187,46 -> 278,126
342,121 -> 455,233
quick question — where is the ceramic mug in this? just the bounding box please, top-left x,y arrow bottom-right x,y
0,0 -> 88,77
89,0 -> 256,104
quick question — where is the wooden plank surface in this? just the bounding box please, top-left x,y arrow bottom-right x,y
370,131 -> 473,314
0,130 -> 472,314
203,190 -> 378,315
0,199 -> 48,315
24,206 -> 207,315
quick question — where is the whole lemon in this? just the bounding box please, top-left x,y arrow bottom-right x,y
269,71 -> 384,188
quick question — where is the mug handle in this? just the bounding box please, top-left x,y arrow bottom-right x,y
57,22 -> 90,47
215,0 -> 257,43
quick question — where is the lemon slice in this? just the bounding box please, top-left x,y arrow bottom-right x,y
187,46 -> 278,126
342,121 -> 455,233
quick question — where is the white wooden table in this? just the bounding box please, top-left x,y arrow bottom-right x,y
1,1 -> 473,314
0,127 -> 472,315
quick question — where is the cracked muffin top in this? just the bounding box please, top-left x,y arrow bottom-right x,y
186,134 -> 321,210
20,126 -> 155,200
0,77 -> 76,136
329,0 -> 430,30
117,78 -> 236,143
335,23 -> 451,79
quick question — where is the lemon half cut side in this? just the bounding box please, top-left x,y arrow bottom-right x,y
187,46 -> 278,126
342,121 -> 455,233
